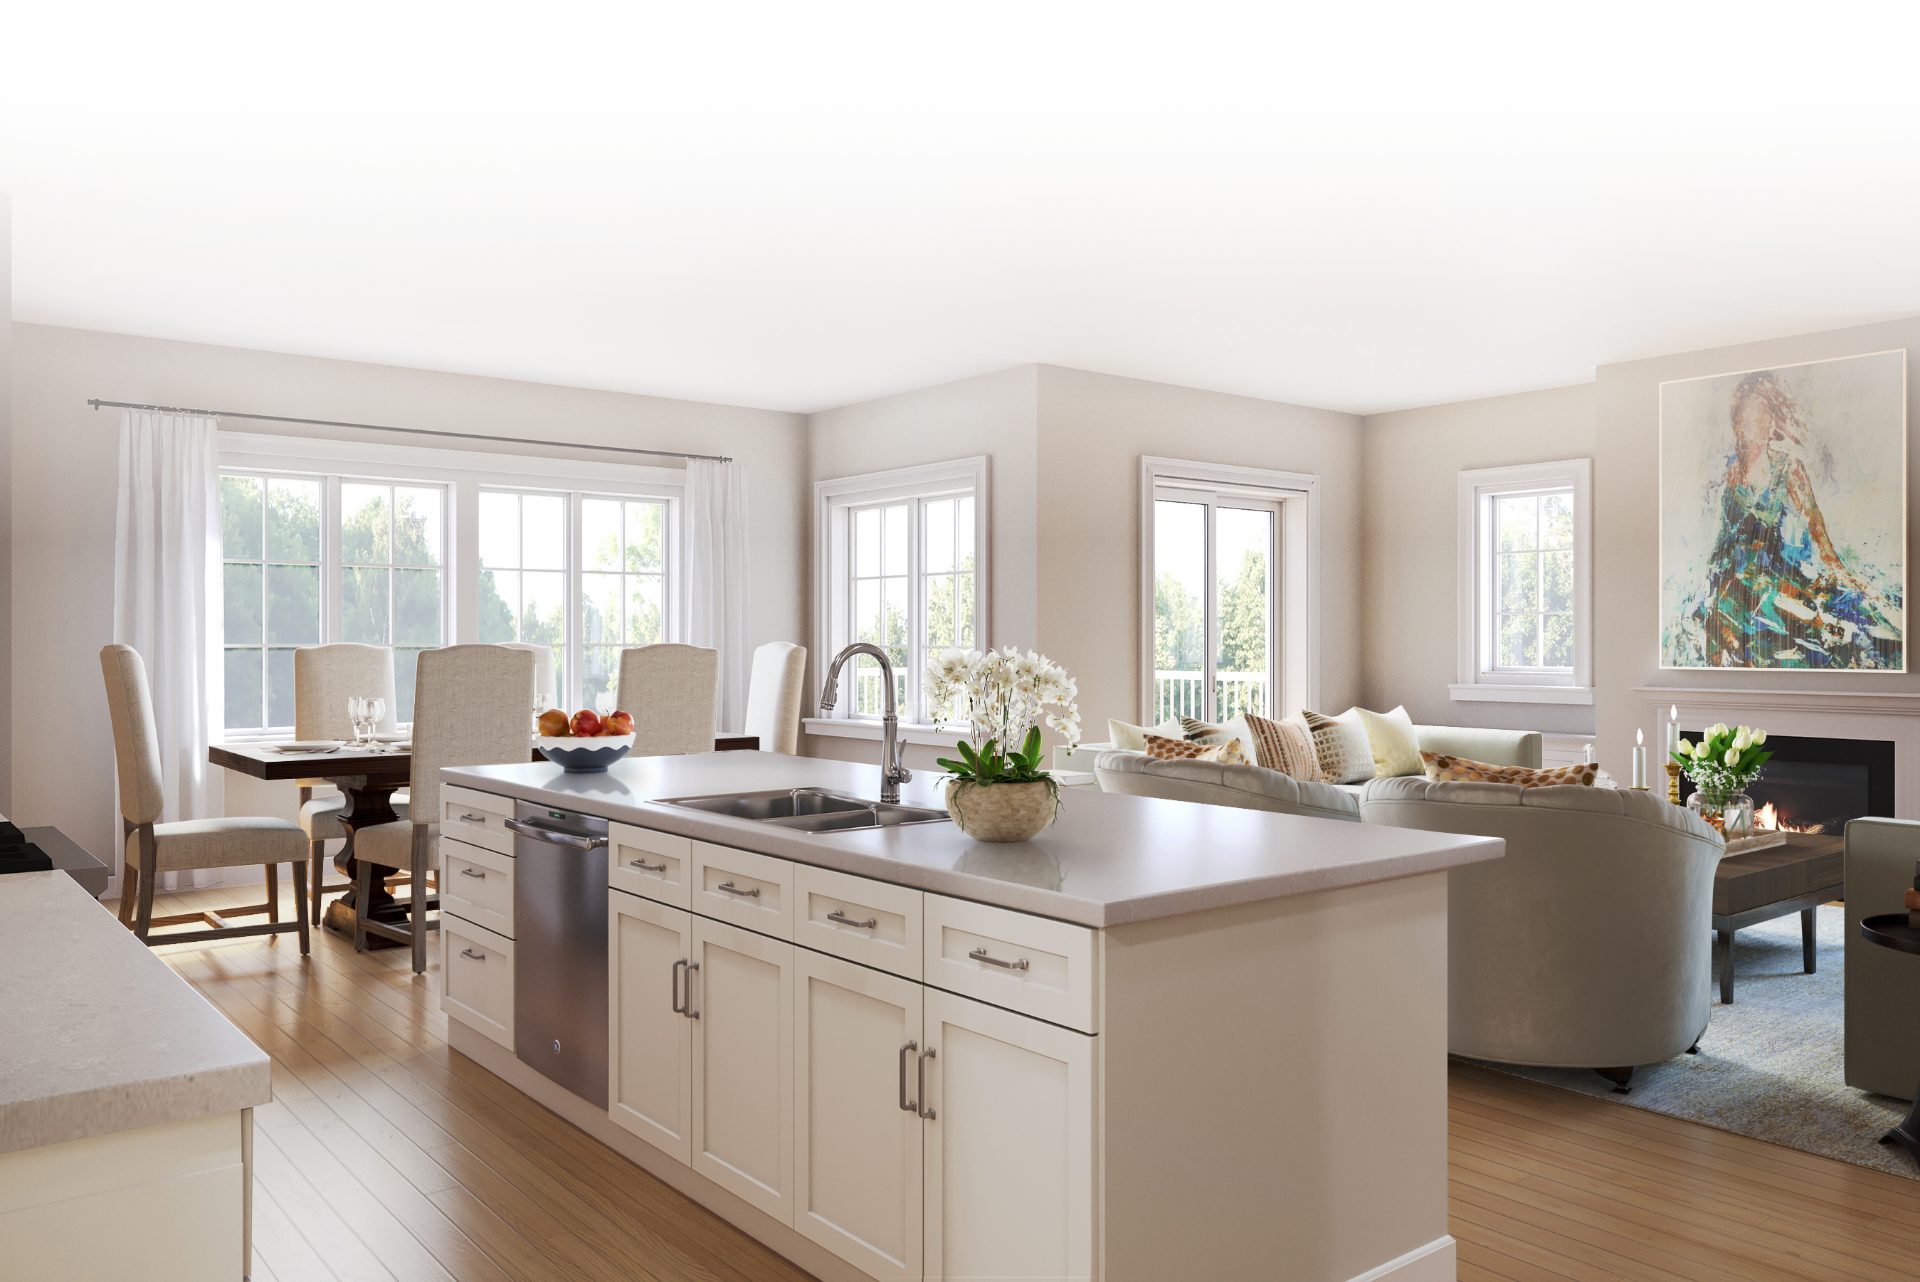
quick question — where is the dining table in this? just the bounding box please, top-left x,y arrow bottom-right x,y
209,733 -> 761,945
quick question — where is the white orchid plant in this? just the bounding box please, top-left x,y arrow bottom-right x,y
926,648 -> 1081,789
1671,723 -> 1772,800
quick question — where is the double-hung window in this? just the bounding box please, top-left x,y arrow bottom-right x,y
477,489 -> 570,702
579,496 -> 670,709
219,474 -> 323,732
339,482 -> 447,720
814,458 -> 988,726
1453,459 -> 1593,703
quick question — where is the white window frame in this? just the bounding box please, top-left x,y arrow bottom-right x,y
809,457 -> 989,736
1451,458 -> 1593,705
216,471 -> 330,738
1139,457 -> 1320,723
216,431 -> 682,736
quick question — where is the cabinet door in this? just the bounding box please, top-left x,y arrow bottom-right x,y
691,916 -> 795,1224
922,990 -> 1095,1282
793,950 -> 924,1281
608,892 -> 692,1163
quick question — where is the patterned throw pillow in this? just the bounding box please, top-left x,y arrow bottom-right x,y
1144,733 -> 1249,765
1421,752 -> 1599,788
1242,712 -> 1322,780
1302,710 -> 1377,784
1109,716 -> 1187,752
1178,715 -> 1259,764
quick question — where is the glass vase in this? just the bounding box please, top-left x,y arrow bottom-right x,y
1688,788 -> 1755,843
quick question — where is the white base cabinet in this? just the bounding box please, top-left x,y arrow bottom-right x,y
609,893 -> 693,1164
691,915 -> 796,1224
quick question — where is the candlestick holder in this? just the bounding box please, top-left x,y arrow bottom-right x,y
1666,760 -> 1682,806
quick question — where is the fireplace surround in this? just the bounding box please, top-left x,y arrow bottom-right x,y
1678,734 -> 1894,835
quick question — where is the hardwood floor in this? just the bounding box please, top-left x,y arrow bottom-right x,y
145,883 -> 1920,1282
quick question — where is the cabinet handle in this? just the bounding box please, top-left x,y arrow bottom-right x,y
460,947 -> 487,961
917,1047 -> 937,1121
684,962 -> 701,1019
898,1040 -> 919,1112
628,857 -> 668,874
459,867 -> 486,879
459,812 -> 487,823
670,958 -> 688,1014
828,909 -> 878,930
716,881 -> 761,899
968,946 -> 1030,973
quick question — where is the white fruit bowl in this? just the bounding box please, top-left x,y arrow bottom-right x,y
536,733 -> 635,773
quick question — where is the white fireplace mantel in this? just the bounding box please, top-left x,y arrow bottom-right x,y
1633,686 -> 1920,716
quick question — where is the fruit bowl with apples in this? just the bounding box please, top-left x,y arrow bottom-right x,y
535,707 -> 636,773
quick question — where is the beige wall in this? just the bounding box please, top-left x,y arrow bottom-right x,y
1036,364 -> 1366,729
11,323 -> 806,862
1360,383 -> 1597,735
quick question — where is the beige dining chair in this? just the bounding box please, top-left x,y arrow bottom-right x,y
616,644 -> 719,756
352,644 -> 533,973
100,644 -> 311,952
294,643 -> 405,924
742,642 -> 806,754
499,641 -> 556,708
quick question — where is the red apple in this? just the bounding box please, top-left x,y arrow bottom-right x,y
569,708 -> 602,737
603,710 -> 635,736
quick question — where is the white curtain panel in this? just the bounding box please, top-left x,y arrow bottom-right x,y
113,411 -> 222,889
677,458 -> 751,730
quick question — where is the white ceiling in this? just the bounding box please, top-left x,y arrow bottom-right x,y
6,10 -> 1920,417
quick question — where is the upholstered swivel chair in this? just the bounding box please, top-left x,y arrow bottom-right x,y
615,643 -> 719,756
742,642 -> 805,754
100,644 -> 311,952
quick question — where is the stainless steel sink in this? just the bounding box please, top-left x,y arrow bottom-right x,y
661,788 -> 949,832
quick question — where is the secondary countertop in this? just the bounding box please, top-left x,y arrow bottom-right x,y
443,752 -> 1503,927
0,872 -> 272,1155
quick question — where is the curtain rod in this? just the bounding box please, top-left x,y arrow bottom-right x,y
87,399 -> 732,464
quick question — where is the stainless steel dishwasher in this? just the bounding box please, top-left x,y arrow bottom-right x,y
507,801 -> 610,1108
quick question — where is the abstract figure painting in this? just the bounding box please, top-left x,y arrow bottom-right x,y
1661,350 -> 1906,671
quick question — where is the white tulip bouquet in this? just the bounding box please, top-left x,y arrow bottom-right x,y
925,648 -> 1081,788
1671,723 -> 1772,800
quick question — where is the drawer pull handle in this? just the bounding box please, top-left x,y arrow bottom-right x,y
460,947 -> 487,961
968,946 -> 1030,972
459,867 -> 486,879
898,1040 -> 918,1112
917,1047 -> 937,1121
459,812 -> 487,823
628,857 -> 668,874
828,909 -> 878,930
685,962 -> 701,1019
716,881 -> 761,899
671,958 -> 688,1014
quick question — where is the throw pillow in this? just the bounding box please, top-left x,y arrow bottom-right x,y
1243,712 -> 1322,780
1351,705 -> 1423,778
1421,752 -> 1600,789
1301,709 -> 1377,784
1108,716 -> 1187,753
1178,715 -> 1260,764
1144,733 -> 1249,765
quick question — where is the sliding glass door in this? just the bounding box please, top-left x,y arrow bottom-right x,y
1150,486 -> 1278,724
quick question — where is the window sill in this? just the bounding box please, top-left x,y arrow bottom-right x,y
1448,683 -> 1594,706
801,718 -> 966,749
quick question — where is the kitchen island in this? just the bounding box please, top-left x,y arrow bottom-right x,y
438,752 -> 1501,1282
0,871 -> 269,1281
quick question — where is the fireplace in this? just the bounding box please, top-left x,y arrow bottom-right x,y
1679,734 -> 1894,835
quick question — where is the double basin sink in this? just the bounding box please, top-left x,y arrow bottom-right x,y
662,787 -> 949,833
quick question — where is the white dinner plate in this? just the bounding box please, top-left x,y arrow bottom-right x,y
271,741 -> 344,754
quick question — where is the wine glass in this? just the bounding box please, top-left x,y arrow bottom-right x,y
346,695 -> 367,746
594,689 -> 615,718
367,697 -> 387,744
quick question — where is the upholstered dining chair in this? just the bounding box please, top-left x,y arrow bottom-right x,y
742,642 -> 805,754
100,644 -> 311,952
616,644 -> 719,756
499,641 -> 557,708
294,643 -> 404,924
352,644 -> 533,973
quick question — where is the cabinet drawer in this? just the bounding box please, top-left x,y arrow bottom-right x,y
923,896 -> 1098,1033
440,786 -> 514,856
609,822 -> 692,910
794,864 -> 921,980
442,918 -> 515,1048
442,838 -> 514,938
690,842 -> 793,939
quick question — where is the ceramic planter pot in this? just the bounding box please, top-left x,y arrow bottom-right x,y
944,778 -> 1058,842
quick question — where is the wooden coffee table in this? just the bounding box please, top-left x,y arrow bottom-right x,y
1712,833 -> 1844,1005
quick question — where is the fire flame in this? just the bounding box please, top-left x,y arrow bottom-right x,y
1753,802 -> 1818,834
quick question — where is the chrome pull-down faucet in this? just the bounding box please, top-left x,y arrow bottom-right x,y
818,643 -> 913,803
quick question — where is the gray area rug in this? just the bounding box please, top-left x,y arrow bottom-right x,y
1470,903 -> 1918,1179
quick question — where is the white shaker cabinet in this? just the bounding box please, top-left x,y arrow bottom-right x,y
793,949 -> 926,1281
691,914 -> 796,1225
608,893 -> 694,1164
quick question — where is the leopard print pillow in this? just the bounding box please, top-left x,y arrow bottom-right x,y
1144,733 -> 1249,765
1421,752 -> 1599,788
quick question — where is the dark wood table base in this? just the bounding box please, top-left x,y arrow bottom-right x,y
1711,834 -> 1845,1005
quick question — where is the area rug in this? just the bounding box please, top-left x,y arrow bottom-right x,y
1468,903 -> 1917,1179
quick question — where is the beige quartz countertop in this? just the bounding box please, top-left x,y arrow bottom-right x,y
0,872 -> 271,1155
443,752 -> 1503,927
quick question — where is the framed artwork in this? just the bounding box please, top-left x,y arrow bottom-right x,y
1660,349 -> 1906,671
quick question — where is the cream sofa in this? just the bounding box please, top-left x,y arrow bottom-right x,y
1361,776 -> 1724,1088
1092,723 -> 1543,822
1843,818 -> 1920,1102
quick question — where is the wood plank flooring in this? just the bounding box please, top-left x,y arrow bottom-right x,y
143,883 -> 1920,1282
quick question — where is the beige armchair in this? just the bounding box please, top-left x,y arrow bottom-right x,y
742,642 -> 806,754
100,644 -> 311,952
1361,776 -> 1724,1089
352,645 -> 533,972
1844,818 -> 1920,1102
616,643 -> 719,756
